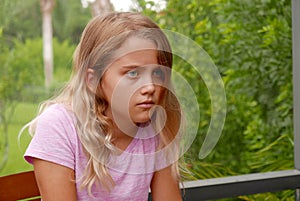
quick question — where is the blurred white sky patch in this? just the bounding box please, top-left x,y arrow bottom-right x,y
110,0 -> 135,11
143,0 -> 166,12
81,0 -> 93,8
81,0 -> 166,11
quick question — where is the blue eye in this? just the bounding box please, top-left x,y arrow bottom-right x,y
153,68 -> 165,81
127,70 -> 138,78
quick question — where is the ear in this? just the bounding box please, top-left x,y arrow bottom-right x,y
86,68 -> 95,92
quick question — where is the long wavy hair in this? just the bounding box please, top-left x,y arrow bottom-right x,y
25,12 -> 182,195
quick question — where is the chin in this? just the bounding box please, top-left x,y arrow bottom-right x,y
135,120 -> 152,128
131,112 -> 152,124
134,117 -> 151,124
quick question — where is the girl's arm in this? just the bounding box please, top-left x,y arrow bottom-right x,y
33,158 -> 77,201
150,165 -> 182,201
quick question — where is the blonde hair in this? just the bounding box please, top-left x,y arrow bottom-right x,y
26,12 -> 181,195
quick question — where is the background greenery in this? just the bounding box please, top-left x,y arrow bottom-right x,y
0,0 -> 293,200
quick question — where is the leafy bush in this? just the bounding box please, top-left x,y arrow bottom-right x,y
0,37 -> 75,102
0,36 -> 75,170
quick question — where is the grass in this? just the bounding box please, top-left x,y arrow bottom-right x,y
0,102 -> 39,176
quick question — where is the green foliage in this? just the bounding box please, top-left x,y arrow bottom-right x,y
1,0 -> 41,45
53,0 -> 91,43
219,0 -> 293,174
0,36 -> 75,170
183,161 -> 235,181
238,190 -> 294,201
0,0 -> 82,172
0,37 -> 75,102
2,0 -> 90,46
52,38 -> 75,83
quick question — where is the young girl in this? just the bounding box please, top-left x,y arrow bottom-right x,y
23,12 -> 183,201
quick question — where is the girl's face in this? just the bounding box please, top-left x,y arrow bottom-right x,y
100,37 -> 168,128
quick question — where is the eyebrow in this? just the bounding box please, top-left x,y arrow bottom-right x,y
122,64 -> 160,69
121,65 -> 140,69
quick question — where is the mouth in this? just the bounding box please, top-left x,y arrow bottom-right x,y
136,100 -> 155,109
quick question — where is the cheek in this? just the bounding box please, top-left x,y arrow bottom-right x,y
156,86 -> 167,103
99,83 -> 111,103
101,76 -> 124,103
110,82 -> 136,110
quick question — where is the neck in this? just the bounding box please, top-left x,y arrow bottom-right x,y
112,121 -> 137,140
110,122 -> 137,152
104,107 -> 138,139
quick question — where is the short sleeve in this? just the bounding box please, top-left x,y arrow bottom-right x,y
24,104 -> 77,170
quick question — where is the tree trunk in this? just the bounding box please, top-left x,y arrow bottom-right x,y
40,0 -> 55,89
91,0 -> 113,17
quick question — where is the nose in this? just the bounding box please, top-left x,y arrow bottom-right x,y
140,82 -> 155,95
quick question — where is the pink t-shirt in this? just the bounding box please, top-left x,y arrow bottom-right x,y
24,104 -> 161,201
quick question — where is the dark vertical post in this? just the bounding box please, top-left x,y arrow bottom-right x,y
292,0 -> 300,171
292,0 -> 300,200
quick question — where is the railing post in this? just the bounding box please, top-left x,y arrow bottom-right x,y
296,189 -> 300,201
292,0 -> 300,170
293,0 -> 300,199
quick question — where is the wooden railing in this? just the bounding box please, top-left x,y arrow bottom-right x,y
181,170 -> 300,200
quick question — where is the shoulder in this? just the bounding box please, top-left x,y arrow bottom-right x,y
38,103 -> 75,123
25,104 -> 78,169
34,103 -> 77,145
35,103 -> 77,133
